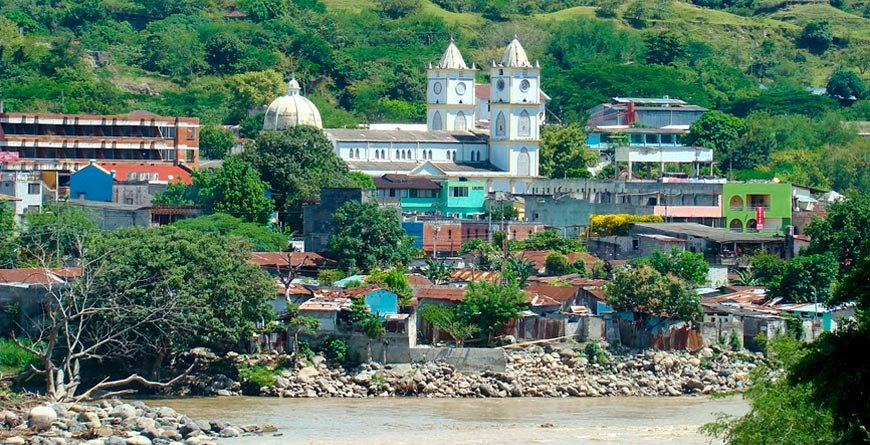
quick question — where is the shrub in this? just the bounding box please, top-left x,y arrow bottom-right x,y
237,364 -> 276,393
321,337 -> 349,365
0,338 -> 40,373
584,342 -> 609,365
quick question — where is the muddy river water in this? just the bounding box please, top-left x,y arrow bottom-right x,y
159,396 -> 747,445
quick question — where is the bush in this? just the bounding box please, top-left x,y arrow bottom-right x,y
584,342 -> 609,365
238,364 -> 276,393
0,338 -> 40,373
321,337 -> 349,365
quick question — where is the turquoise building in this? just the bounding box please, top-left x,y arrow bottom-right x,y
373,174 -> 485,218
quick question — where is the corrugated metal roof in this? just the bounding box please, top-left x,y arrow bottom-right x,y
249,252 -> 331,268
523,284 -> 577,303
415,286 -> 466,302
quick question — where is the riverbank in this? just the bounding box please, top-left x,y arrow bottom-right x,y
212,343 -> 760,398
0,399 -> 275,445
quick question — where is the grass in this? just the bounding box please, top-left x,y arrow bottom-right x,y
320,0 -> 377,12
0,339 -> 40,375
767,4 -> 870,41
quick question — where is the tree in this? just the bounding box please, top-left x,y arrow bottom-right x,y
634,247 -> 709,287
800,20 -> 833,53
457,279 -> 525,345
604,264 -> 702,322
519,229 -> 585,254
418,304 -> 478,347
204,32 -> 245,74
595,0 -> 624,18
506,257 -> 536,287
238,0 -> 288,21
701,337 -> 838,444
375,0 -> 421,18
461,238 -> 499,270
226,70 -> 284,116
240,127 -> 354,228
789,251 -> 870,443
539,124 -> 598,179
545,252 -> 572,276
12,226 -> 274,401
349,298 -> 385,362
171,213 -> 289,251
0,203 -> 15,267
826,70 -> 868,103
768,253 -> 839,304
367,267 -> 414,306
623,0 -> 652,27
805,193 -> 870,275
327,201 -> 417,272
423,259 -> 451,285
317,269 -> 345,286
589,214 -> 664,236
199,125 -> 236,160
485,203 -> 519,221
17,203 -> 99,266
193,157 -> 273,224
285,303 -> 318,361
750,252 -> 788,287
643,30 -> 687,65
347,172 -> 375,189
683,111 -> 747,174
143,26 -> 207,80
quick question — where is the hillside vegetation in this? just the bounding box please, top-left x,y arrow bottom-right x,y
0,0 -> 867,191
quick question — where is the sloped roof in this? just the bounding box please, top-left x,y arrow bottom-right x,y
450,270 -> 501,283
528,292 -> 560,307
523,284 -> 578,303
436,40 -> 468,70
249,252 -> 332,268
0,268 -> 79,285
415,286 -> 466,302
344,285 -> 387,298
373,174 -> 441,190
407,274 -> 434,288
500,36 -> 532,68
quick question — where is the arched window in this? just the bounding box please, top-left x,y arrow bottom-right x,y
428,150 -> 433,160
517,147 -> 531,176
746,219 -> 758,232
729,219 -> 743,232
432,111 -> 443,130
395,149 -> 400,159
381,149 -> 386,159
451,151 -> 456,161
407,149 -> 412,159
375,150 -> 380,160
518,110 -> 531,137
495,112 -> 506,137
355,148 -> 360,158
454,111 -> 467,131
729,195 -> 744,211
348,149 -> 354,159
422,150 -> 427,160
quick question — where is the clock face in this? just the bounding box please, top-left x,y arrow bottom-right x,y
433,82 -> 442,94
496,79 -> 505,91
455,82 -> 467,95
520,79 -> 530,92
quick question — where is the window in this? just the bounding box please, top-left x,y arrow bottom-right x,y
450,186 -> 469,197
645,134 -> 659,145
356,149 -> 360,158
422,150 -> 426,160
451,151 -> 456,161
187,128 -> 196,140
632,239 -> 639,250
375,150 -> 380,160
432,111 -> 443,130
447,230 -> 452,240
495,112 -> 506,137
428,150 -> 433,160
28,183 -> 40,195
349,149 -> 354,159
630,134 -> 644,145
158,126 -> 176,138
660,134 -> 675,145
454,111 -> 467,131
396,149 -> 400,159
517,147 -> 530,176
518,110 -> 531,137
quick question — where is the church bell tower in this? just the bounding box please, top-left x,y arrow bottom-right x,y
426,39 -> 476,132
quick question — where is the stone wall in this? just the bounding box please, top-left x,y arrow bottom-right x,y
410,347 -> 507,373
700,320 -> 744,350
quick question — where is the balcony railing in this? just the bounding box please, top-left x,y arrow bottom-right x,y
729,205 -> 771,211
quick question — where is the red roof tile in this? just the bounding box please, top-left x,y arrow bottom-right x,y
249,252 -> 332,268
0,268 -> 79,284
99,162 -> 192,185
415,286 -> 466,302
343,285 -> 383,298
523,284 -> 578,303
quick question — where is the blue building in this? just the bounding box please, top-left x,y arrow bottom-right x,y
69,161 -> 193,204
69,163 -> 114,202
346,285 -> 399,317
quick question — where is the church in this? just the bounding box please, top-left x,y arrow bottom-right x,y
264,37 -> 547,193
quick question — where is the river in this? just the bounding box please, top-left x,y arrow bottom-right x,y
159,396 -> 747,445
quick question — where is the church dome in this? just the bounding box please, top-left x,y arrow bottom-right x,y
263,79 -> 323,130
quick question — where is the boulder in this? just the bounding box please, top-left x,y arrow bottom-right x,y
124,436 -> 152,445
112,404 -> 138,420
296,367 -> 319,383
5,437 -> 25,445
29,405 -> 59,430
1,409 -> 21,427
220,426 -> 241,437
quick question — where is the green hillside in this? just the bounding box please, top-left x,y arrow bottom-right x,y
0,0 -> 867,191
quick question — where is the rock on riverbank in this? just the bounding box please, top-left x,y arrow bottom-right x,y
0,400 -> 276,445
243,344 -> 759,398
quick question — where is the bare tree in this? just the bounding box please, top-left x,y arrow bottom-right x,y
13,239 -> 194,402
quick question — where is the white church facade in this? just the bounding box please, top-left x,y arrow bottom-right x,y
322,37 -> 547,193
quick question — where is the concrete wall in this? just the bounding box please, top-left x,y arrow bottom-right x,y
525,198 -> 649,238
70,201 -> 152,230
114,182 -> 166,206
0,285 -> 53,335
303,188 -> 374,252
566,316 -> 606,341
700,320 -> 744,349
410,347 -> 506,373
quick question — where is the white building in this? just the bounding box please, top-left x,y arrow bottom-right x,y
0,170 -> 47,220
322,37 -> 547,192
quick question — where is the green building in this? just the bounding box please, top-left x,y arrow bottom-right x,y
722,182 -> 791,233
373,174 -> 486,218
